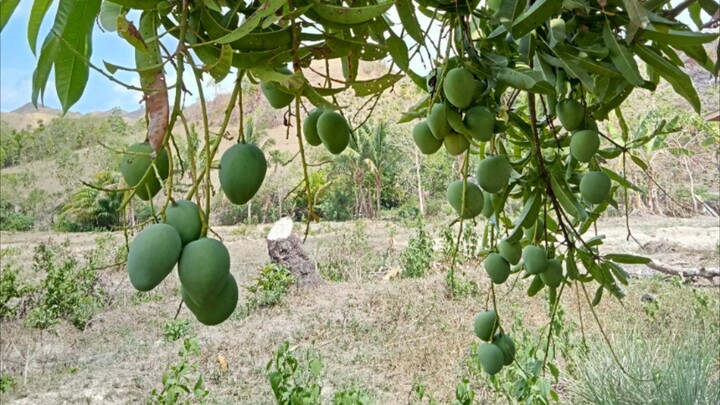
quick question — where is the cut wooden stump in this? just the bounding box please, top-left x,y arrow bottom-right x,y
266,217 -> 323,286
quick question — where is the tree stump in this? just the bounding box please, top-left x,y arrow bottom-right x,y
266,217 -> 323,286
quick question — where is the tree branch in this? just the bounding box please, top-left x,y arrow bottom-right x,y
647,262 -> 720,280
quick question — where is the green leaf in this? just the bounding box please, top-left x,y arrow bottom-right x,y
548,17 -> 565,48
106,0 -> 160,9
0,0 -> 20,32
28,0 -> 54,54
308,0 -> 394,25
395,0 -> 424,44
689,2 -> 704,30
54,0 -> 102,113
549,171 -> 587,220
605,262 -> 629,285
32,34 -> 60,107
632,44 -> 701,114
498,0 -> 525,31
386,32 -> 409,72
527,275 -> 544,297
642,26 -> 719,50
566,250 -> 579,280
494,65 -> 555,95
629,154 -> 648,171
507,190 -> 542,243
603,23 -> 644,86
605,253 -> 651,264
591,285 -> 603,306
556,46 -> 622,78
351,73 -> 403,97
302,86 -> 341,111
99,0 -> 122,32
544,52 -> 595,93
511,0 -> 563,39
103,60 -> 163,74
214,0 -> 285,44
622,0 -> 649,44
117,14 -> 148,53
201,44 -> 233,82
667,147 -> 695,157
601,166 -> 642,192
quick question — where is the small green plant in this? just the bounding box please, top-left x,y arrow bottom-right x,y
0,373 -> 17,393
410,378 -> 438,405
244,263 -> 296,312
401,219 -> 434,278
332,384 -> 372,405
0,249 -> 33,318
445,269 -> 480,299
267,341 -> 324,404
131,291 -> 164,305
452,377 -> 475,405
149,338 -> 209,404
24,242 -> 107,330
0,199 -> 34,231
163,319 -> 191,342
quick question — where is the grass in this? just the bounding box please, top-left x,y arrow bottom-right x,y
0,219 -> 717,404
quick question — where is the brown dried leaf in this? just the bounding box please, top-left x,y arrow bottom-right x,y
144,71 -> 168,154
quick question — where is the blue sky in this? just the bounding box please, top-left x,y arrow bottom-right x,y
0,1 -> 704,114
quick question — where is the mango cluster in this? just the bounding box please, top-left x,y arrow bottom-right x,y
556,98 -> 612,204
473,310 -> 515,375
413,66 -> 495,157
303,109 -> 351,155
126,200 -> 237,326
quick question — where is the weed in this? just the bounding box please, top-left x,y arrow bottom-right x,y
267,341 -> 324,404
24,242 -> 107,330
0,373 -> 16,393
131,291 -> 164,305
401,219 -> 434,278
149,338 -> 209,404
0,249 -> 33,318
163,320 -> 191,342
244,263 -> 296,311
317,220 -> 382,281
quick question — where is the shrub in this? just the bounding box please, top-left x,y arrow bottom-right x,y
244,263 -> 296,311
149,338 -> 208,404
0,199 -> 34,231
401,219 -> 434,278
568,327 -> 720,405
163,320 -> 191,342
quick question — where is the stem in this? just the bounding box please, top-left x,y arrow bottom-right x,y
542,283 -> 566,373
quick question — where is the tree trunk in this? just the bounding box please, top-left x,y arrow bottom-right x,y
415,149 -> 424,216
266,217 -> 323,286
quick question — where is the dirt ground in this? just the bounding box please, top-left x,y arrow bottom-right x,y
0,215 -> 718,404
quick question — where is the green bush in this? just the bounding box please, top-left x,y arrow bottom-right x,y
0,249 -> 33,318
401,219 -> 434,278
244,263 -> 296,312
149,338 -> 208,404
0,200 -> 34,231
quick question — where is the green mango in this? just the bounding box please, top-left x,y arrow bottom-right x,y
464,105 -> 494,142
580,171 -> 611,204
303,108 -> 324,146
127,224 -> 182,291
444,132 -> 470,156
219,143 -> 267,205
443,67 -> 475,109
427,103 -> 452,140
570,130 -> 600,163
178,238 -> 231,306
492,332 -> 516,366
472,80 -> 487,103
447,180 -> 484,219
473,310 -> 499,341
484,253 -> 511,284
498,239 -> 522,265
260,68 -> 295,109
476,155 -> 511,193
557,98 -> 585,131
477,343 -> 504,375
540,258 -> 564,288
182,273 -> 238,326
317,111 -> 350,154
523,245 -> 548,275
120,142 -> 169,201
164,200 -> 202,246
412,120 -> 443,155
